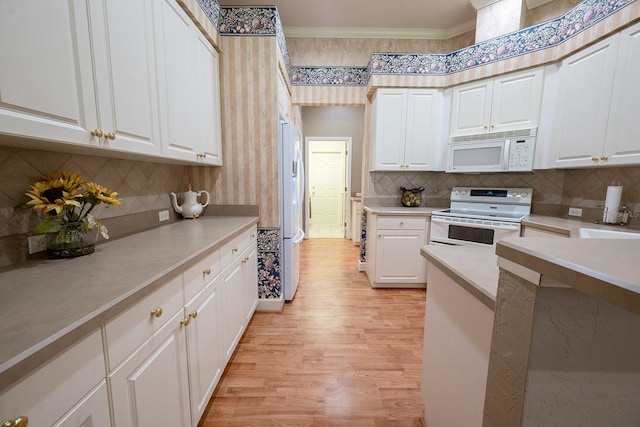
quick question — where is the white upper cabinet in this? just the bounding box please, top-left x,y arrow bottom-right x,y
450,67 -> 544,137
551,24 -> 640,168
155,0 -> 222,165
0,1 -> 98,146
602,23 -> 640,166
370,88 -> 443,171
90,0 -> 162,156
0,0 -> 222,165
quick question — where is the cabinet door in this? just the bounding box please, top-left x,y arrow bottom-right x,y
243,246 -> 258,324
553,34 -> 620,168
373,89 -> 407,170
603,23 -> 640,166
52,381 -> 111,427
195,31 -> 223,165
450,79 -> 493,137
491,68 -> 543,133
375,229 -> 427,284
405,89 -> 442,170
0,1 -> 98,146
155,0 -> 199,162
221,261 -> 245,364
109,309 -> 191,427
185,276 -> 224,425
90,0 -> 162,156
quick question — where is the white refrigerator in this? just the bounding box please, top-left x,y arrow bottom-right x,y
281,121 -> 305,301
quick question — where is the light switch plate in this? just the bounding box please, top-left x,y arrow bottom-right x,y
159,210 -> 170,222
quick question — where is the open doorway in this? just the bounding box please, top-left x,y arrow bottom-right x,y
305,138 -> 352,239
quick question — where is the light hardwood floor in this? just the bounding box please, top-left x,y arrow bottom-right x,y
199,238 -> 427,426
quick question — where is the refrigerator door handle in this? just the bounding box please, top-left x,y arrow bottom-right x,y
293,229 -> 305,244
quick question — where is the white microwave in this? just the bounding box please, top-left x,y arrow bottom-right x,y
446,136 -> 536,173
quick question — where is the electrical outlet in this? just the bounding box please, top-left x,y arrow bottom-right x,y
27,235 -> 47,254
568,207 -> 583,217
159,210 -> 170,222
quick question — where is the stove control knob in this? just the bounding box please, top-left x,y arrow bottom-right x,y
453,190 -> 460,196
461,190 -> 467,195
521,192 -> 529,197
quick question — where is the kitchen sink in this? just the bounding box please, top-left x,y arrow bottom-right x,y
579,228 -> 640,239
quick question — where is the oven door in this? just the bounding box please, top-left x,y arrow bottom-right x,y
429,215 -> 521,246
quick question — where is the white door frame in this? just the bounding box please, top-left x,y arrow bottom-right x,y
304,137 -> 352,239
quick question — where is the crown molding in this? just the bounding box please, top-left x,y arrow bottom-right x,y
283,20 -> 476,40
525,0 -> 554,9
469,0 -> 501,10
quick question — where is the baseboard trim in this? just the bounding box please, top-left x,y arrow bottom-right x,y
257,297 -> 285,312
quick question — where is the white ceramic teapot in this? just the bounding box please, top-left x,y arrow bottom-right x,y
170,186 -> 210,219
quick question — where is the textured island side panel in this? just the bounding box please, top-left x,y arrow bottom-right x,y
522,287 -> 640,426
483,269 -> 538,427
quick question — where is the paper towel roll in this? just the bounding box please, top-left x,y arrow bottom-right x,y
604,185 -> 623,223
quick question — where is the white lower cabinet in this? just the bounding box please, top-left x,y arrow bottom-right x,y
1,225 -> 258,427
108,309 -> 191,427
366,215 -> 429,288
184,275 -> 225,423
0,330 -> 109,427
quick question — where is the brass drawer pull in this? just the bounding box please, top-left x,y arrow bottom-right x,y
150,307 -> 163,318
203,268 -> 211,275
2,416 -> 29,427
180,317 -> 191,326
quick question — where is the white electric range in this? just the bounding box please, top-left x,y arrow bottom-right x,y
430,187 -> 533,246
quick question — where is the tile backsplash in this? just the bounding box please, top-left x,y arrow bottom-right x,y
370,167 -> 640,224
0,146 -> 192,267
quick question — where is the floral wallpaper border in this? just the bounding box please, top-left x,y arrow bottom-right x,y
210,0 -> 636,86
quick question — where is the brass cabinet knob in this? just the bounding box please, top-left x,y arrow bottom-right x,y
196,152 -> 207,159
180,317 -> 191,326
91,129 -> 103,138
150,307 -> 163,318
591,156 -> 599,162
242,256 -> 249,264
232,247 -> 238,254
105,132 -> 116,140
400,221 -> 404,226
203,268 -> 211,275
189,310 -> 198,319
250,234 -> 255,239
2,417 -> 29,427
601,155 -> 609,161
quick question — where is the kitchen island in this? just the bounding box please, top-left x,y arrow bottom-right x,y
0,215 -> 258,426
420,217 -> 640,427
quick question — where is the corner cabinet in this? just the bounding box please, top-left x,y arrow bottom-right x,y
553,22 -> 640,168
370,88 -> 443,171
450,67 -> 544,137
365,214 -> 429,288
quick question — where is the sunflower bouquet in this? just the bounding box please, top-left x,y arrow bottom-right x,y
25,171 -> 121,247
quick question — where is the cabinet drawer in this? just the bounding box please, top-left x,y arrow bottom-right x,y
0,330 -> 105,427
377,216 -> 426,230
183,249 -> 220,303
220,226 -> 257,267
105,275 -> 184,370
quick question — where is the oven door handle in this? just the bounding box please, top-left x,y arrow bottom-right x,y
431,216 -> 521,231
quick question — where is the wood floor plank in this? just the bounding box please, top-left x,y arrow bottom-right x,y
199,239 -> 426,426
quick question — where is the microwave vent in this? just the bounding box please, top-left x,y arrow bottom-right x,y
450,128 -> 537,143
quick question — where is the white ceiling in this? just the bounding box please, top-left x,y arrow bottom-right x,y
217,0 -> 479,39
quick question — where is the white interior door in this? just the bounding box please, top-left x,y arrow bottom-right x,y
308,140 -> 347,237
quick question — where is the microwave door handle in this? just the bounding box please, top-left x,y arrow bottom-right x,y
502,139 -> 511,169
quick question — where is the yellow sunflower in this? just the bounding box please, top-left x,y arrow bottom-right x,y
83,182 -> 121,206
25,180 -> 81,215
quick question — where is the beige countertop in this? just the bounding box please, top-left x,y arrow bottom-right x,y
420,245 -> 498,310
419,213 -> 640,312
363,198 -> 445,216
0,216 -> 258,392
496,237 -> 640,315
